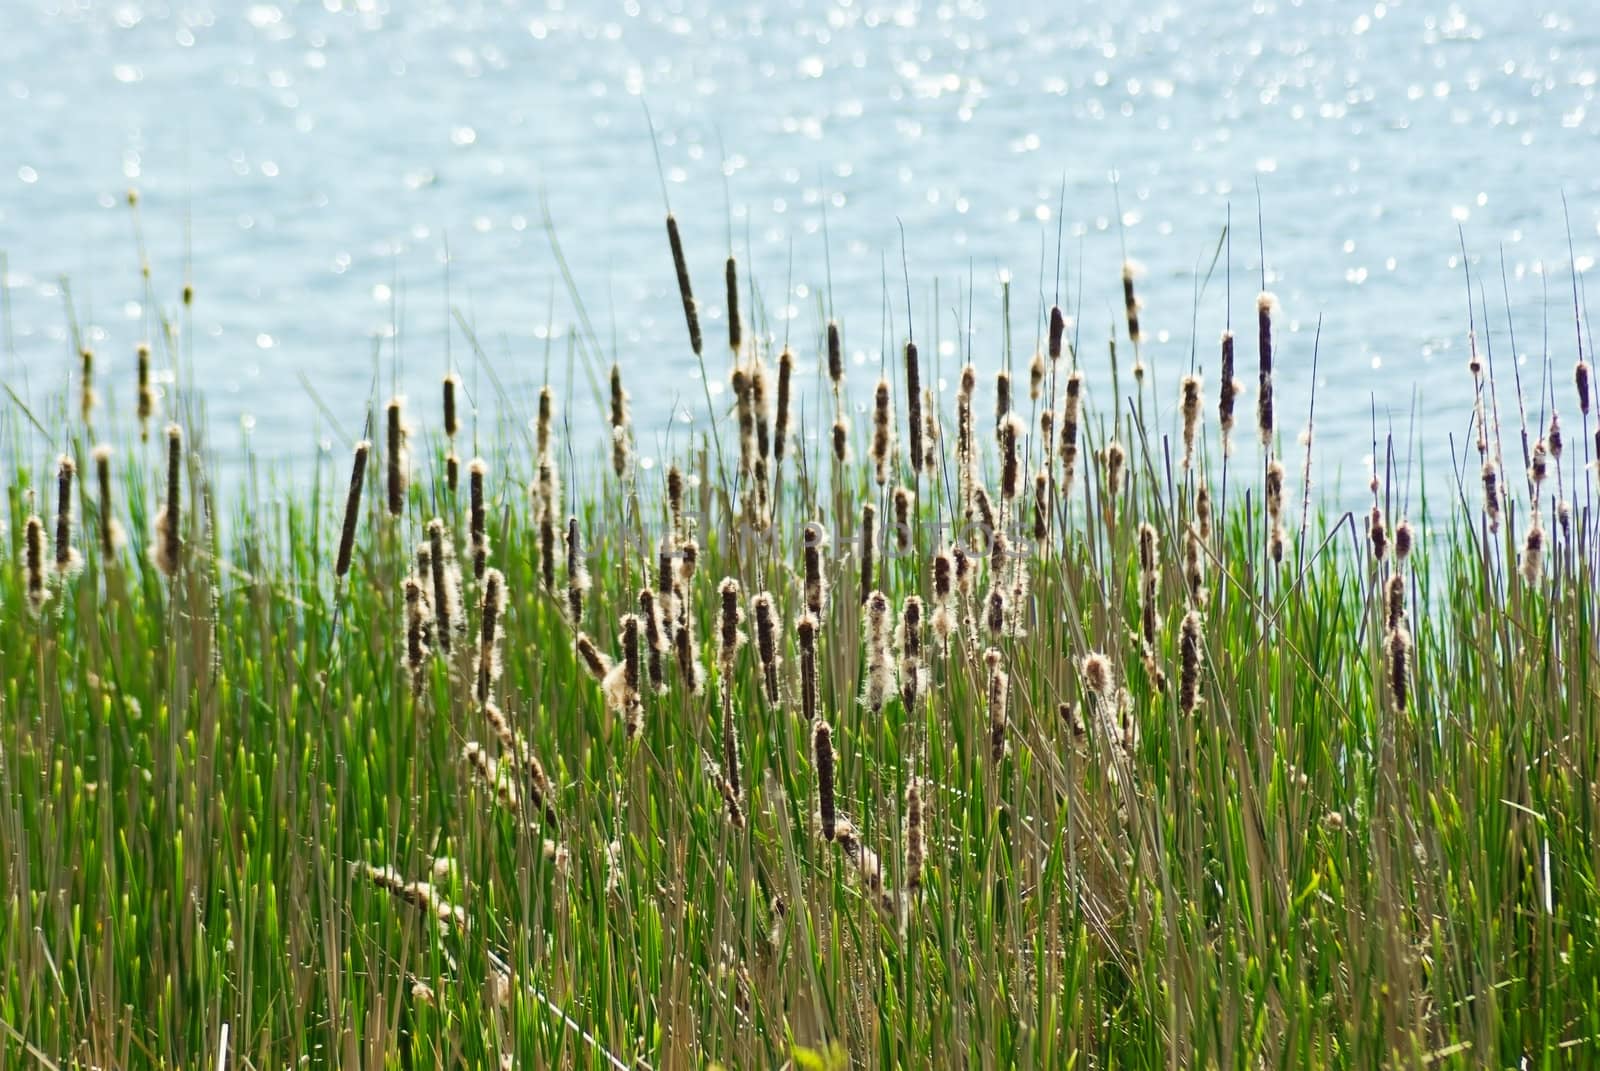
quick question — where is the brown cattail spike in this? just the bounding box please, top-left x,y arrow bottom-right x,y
442,372 -> 461,440
1179,611 -> 1203,715
385,397 -> 406,517
469,458 -> 490,579
827,320 -> 843,387
725,255 -> 741,355
775,347 -> 794,463
136,342 -> 155,441
1257,293 -> 1276,446
1048,305 -> 1066,360
905,340 -> 922,471
813,717 -> 836,841
154,424 -> 183,576
54,456 -> 80,575
25,515 -> 48,614
667,214 -> 702,356
335,440 -> 370,580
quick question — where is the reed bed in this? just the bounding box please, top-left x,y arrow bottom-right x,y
1,201 -> 1598,1071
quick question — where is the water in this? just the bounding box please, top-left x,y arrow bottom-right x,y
2,0 -> 1597,500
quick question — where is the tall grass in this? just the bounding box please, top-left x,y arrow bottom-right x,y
1,199 -> 1598,1071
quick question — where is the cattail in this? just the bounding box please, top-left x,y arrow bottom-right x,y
665,464 -> 685,540
1521,515 -> 1544,584
726,255 -> 741,355
1266,460 -> 1285,522
986,647 -> 1009,761
931,551 -> 955,645
1138,523 -> 1160,647
1576,361 -> 1592,417
732,366 -> 754,470
1000,414 -> 1024,501
717,578 -> 746,672
804,524 -> 828,616
639,588 -> 668,694
1103,441 -> 1126,501
79,347 -> 95,422
333,440 -> 369,580
427,520 -> 462,652
984,583 -> 1007,639
672,594 -> 704,695
892,486 -> 914,554
813,717 -> 836,841
751,358 -> 771,461
24,515 -> 48,614
905,340 -> 923,470
566,517 -> 589,622
469,458 -> 490,580
1180,374 -> 1203,469
1548,413 -> 1564,462
575,632 -> 612,682
1368,505 -> 1387,560
862,590 -> 896,713
1049,305 -> 1066,361
859,503 -> 877,604
1395,518 -> 1414,562
537,385 -> 555,455
384,397 -> 406,517
404,577 -> 430,693
1029,351 -> 1046,401
1178,610 -> 1203,715
904,773 -> 925,893
53,456 -> 80,575
1196,482 -> 1214,543
153,423 -> 183,576
1387,625 -> 1411,711
667,214 -> 702,356
897,595 -> 924,711
831,819 -> 895,917
539,513 -> 557,592
872,378 -> 893,486
720,614 -> 744,804
775,347 -> 794,463
752,592 -> 781,705
1183,523 -> 1207,607
994,370 -> 1012,440
364,863 -> 466,932
483,701 -> 558,828
1081,653 -> 1113,701
1060,370 -> 1083,491
609,364 -> 630,478
1482,462 -> 1501,532
1032,471 -> 1049,545
92,444 -> 121,557
798,613 -> 819,724
827,320 -> 843,388
1530,438 -> 1549,487
443,372 -> 461,440
475,568 -> 505,704
136,342 -> 154,440
603,614 -> 645,738
1385,572 -> 1406,631
1256,293 -> 1276,445
832,417 -> 849,464
1218,331 -> 1238,453
1269,523 -> 1287,564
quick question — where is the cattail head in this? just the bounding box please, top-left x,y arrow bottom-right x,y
1368,505 -> 1387,560
859,502 -> 877,604
904,773 -> 925,893
797,611 -> 819,722
385,397 -> 406,517
24,515 -> 48,615
403,576 -> 430,693
153,423 -> 184,577
717,578 -> 746,669
426,519 -> 462,651
1032,470 -> 1049,544
1183,523 -> 1207,608
566,516 -> 589,622
861,589 -> 896,713
1385,572 -> 1406,631
1000,414 -> 1024,501
1081,652 -> 1113,700
92,444 -> 122,557
986,647 -> 1009,761
1103,440 -> 1126,499
872,378 -> 893,485
442,372 -> 462,439
1048,304 -> 1066,360
665,463 -> 686,539
1521,515 -> 1544,584
892,487 -> 913,553
1576,361 -> 1592,416
1028,350 -> 1046,401
1180,374 -> 1203,469
1387,625 -> 1411,711
898,595 -> 925,711
752,592 -> 781,705
575,632 -> 611,684
475,567 -> 505,704
1178,610 -> 1203,715
775,347 -> 795,463
1219,330 -> 1238,450
1138,523 -> 1160,646
609,364 -> 630,478
994,370 -> 1012,434
1395,518 -> 1414,562
79,347 -> 96,421
813,717 -> 836,841
536,384 -> 555,455
827,320 -> 843,387
1266,460 -> 1286,521
1548,412 -> 1563,461
53,456 -> 80,576
667,213 -> 702,356
984,585 -> 1007,639
1482,462 -> 1501,531
469,458 -> 490,579
335,440 -> 370,580
638,587 -> 668,693
905,340 -> 923,468
1257,292 -> 1276,446
1196,482 -> 1214,542
832,417 -> 849,464
725,254 -> 741,354
803,524 -> 829,616
1530,438 -> 1549,487
136,341 -> 154,439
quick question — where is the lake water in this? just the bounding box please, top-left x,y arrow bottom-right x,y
2,0 -> 1597,502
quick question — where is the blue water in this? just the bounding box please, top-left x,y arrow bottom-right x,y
1,0 -> 1597,499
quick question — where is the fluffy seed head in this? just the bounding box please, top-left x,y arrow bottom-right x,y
1179,610 -> 1203,715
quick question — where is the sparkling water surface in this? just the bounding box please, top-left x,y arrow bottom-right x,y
1,0 -> 1597,503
